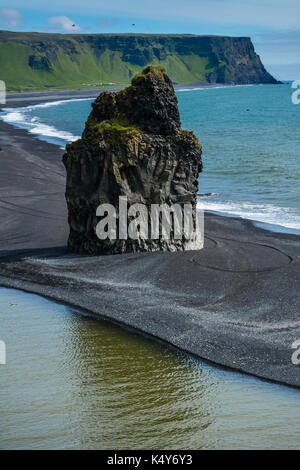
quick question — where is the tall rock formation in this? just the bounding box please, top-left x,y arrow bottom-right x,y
63,65 -> 203,254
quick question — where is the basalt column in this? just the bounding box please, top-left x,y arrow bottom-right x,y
63,65 -> 203,254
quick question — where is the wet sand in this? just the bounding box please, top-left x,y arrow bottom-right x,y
1,92 -> 300,388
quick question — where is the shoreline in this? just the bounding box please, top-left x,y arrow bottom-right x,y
1,281 -> 298,392
4,82 -> 259,101
1,93 -> 300,389
3,81 -> 280,109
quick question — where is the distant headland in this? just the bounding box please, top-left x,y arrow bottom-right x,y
0,31 -> 280,92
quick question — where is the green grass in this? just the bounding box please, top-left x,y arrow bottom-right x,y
0,31 -> 274,92
96,120 -> 139,134
0,34 -> 214,91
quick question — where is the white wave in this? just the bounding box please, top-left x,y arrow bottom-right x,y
1,97 -> 91,118
25,98 -> 92,110
29,122 -> 80,142
176,84 -> 255,92
0,101 -> 82,145
1,109 -> 27,124
197,199 -> 300,231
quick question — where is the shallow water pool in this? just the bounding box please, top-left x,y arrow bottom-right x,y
1,287 -> 300,450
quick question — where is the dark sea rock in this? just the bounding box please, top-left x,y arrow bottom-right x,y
63,66 -> 203,254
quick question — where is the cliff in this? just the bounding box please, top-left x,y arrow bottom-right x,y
63,65 -> 203,254
0,31 -> 279,92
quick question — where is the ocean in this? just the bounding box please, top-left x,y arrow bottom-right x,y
1,83 -> 300,231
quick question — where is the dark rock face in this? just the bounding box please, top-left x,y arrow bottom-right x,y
28,54 -> 53,72
92,66 -> 181,135
63,66 -> 203,254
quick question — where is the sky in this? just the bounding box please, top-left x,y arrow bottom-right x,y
0,0 -> 299,80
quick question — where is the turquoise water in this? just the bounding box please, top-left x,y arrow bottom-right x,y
2,83 -> 300,229
1,287 -> 300,450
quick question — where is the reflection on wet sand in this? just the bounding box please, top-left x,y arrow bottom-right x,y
1,287 -> 300,450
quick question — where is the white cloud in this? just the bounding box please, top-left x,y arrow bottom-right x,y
0,8 -> 22,28
48,16 -> 82,32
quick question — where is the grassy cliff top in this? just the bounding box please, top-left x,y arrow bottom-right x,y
0,30 -> 250,39
0,31 -> 278,92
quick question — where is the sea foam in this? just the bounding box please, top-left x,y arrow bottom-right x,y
198,199 -> 300,232
0,98 -> 90,146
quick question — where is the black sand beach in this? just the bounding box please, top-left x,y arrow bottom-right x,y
1,92 -> 300,388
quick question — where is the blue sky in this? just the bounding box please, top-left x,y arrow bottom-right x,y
0,0 -> 299,79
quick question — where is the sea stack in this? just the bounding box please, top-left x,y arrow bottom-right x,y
63,65 -> 203,254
